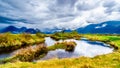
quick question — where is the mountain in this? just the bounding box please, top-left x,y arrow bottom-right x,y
0,26 -> 41,34
0,21 -> 120,34
76,21 -> 120,34
41,21 -> 120,34
1,26 -> 19,33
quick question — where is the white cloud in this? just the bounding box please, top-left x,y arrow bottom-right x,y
0,0 -> 120,30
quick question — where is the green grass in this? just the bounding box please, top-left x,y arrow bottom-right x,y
50,31 -> 81,40
0,33 -> 120,68
0,33 -> 45,53
83,34 -> 120,49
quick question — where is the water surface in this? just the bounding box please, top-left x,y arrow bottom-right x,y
41,37 -> 113,60
0,37 -> 114,60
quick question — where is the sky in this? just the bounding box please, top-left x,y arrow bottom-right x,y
0,0 -> 120,31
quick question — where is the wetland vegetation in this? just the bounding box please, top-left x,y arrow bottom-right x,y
0,31 -> 120,68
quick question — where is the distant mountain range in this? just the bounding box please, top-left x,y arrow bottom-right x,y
45,21 -> 120,34
0,26 -> 41,34
0,21 -> 120,34
76,21 -> 120,34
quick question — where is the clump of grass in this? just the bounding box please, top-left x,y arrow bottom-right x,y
0,44 -> 47,63
12,43 -> 47,62
48,41 -> 76,52
35,32 -> 46,38
51,30 -> 81,40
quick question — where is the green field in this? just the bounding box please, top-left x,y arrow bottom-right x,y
0,32 -> 120,68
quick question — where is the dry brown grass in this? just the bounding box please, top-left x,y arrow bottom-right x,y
12,43 -> 47,62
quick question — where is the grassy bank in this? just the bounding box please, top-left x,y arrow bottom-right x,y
0,33 -> 45,53
83,34 -> 120,50
0,50 -> 120,68
0,43 -> 48,63
50,31 -> 81,40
